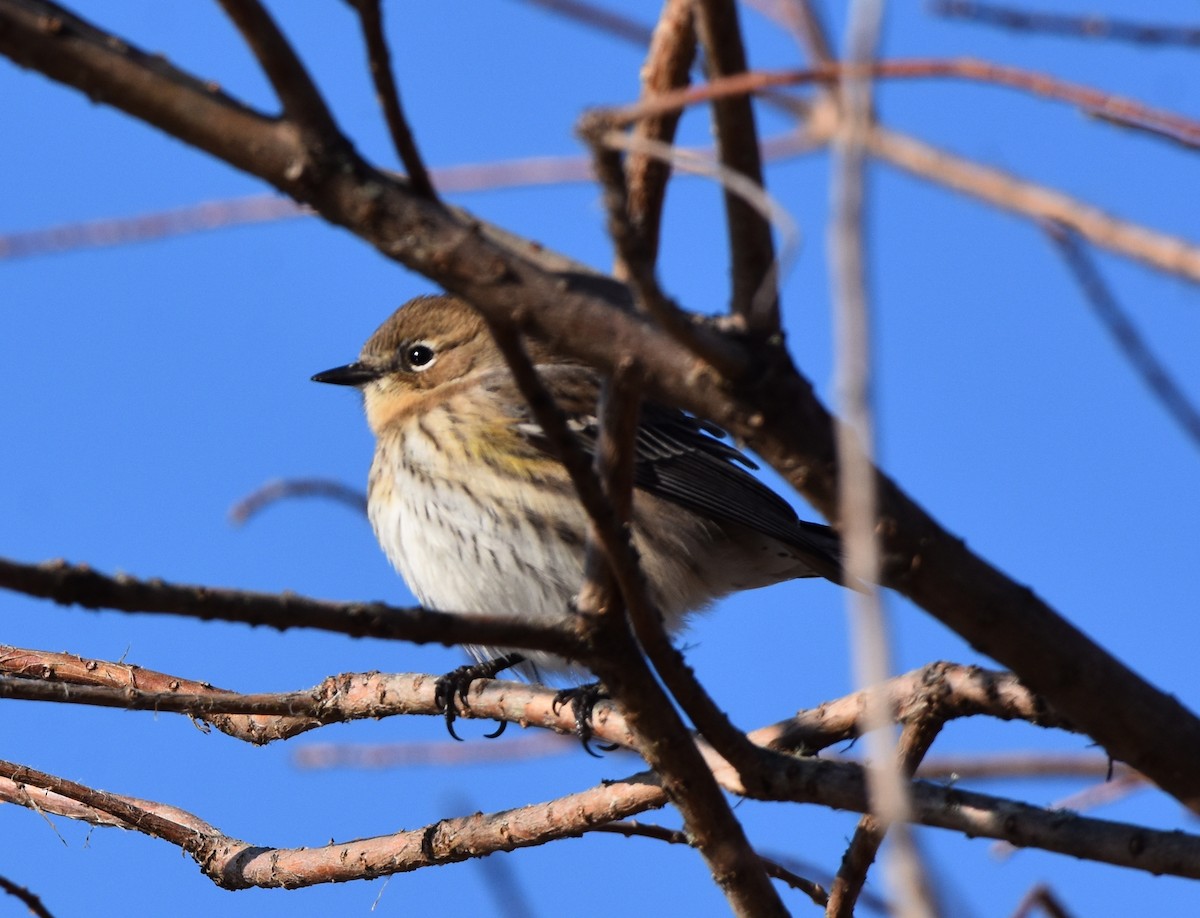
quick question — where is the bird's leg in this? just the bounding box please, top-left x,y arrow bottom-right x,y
552,682 -> 619,757
434,652 -> 526,740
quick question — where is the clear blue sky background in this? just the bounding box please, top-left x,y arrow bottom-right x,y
2,1 -> 1198,915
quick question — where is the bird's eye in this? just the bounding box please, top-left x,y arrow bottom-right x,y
404,342 -> 437,371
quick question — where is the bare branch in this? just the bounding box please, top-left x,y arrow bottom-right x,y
0,556 -> 580,657
692,0 -> 778,331
215,0 -> 340,136
345,0 -> 435,196
931,2 -> 1200,49
830,4 -> 938,913
0,874 -> 55,918
228,477 -> 368,525
623,0 -> 696,270
606,59 -> 1200,159
518,0 -> 654,45
0,758 -> 668,890
745,0 -> 836,66
1044,224 -> 1200,450
1010,883 -> 1077,918
826,718 -> 944,917
592,821 -> 830,906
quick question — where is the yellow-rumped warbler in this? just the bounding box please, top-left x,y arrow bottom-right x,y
313,294 -> 843,683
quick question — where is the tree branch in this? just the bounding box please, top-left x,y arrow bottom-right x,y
692,0 -> 778,330
0,556 -> 579,657
345,0 -> 436,197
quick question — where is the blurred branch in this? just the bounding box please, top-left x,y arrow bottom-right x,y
345,0 -> 435,197
827,717 -> 943,917
866,124 -> 1200,283
0,875 -> 54,918
228,477 -> 367,525
519,0 -> 653,45
607,58 -> 1200,157
930,2 -> 1200,49
1044,223 -> 1200,450
592,821 -> 830,906
745,0 -> 836,66
830,2 -> 938,913
1010,883 -> 1077,918
293,732 -> 575,769
0,556 -> 579,656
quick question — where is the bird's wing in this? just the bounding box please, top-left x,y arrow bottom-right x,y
503,365 -> 844,584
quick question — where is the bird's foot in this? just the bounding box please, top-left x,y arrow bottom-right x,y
433,652 -> 525,740
552,682 -> 619,757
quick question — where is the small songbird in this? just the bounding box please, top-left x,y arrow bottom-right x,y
313,294 -> 843,684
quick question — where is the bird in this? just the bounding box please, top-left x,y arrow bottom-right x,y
313,294 -> 844,725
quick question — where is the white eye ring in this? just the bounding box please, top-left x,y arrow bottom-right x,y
404,342 -> 437,371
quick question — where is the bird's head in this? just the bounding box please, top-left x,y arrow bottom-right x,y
312,295 -> 522,434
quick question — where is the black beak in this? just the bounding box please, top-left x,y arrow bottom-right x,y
311,362 -> 380,387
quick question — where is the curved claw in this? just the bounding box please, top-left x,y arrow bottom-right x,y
552,682 -> 615,756
483,720 -> 508,739
432,653 -> 526,741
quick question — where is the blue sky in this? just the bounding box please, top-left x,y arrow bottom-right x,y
2,1 -> 1199,915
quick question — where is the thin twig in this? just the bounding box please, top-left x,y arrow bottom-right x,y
0,874 -> 55,918
1044,223 -> 1200,450
0,758 -> 668,890
1010,883 -> 1077,918
867,124 -> 1200,283
830,3 -> 937,916
930,2 -> 1200,49
228,477 -> 368,525
518,0 -> 653,45
598,129 -> 800,334
0,556 -> 579,656
604,58 -> 1200,153
745,0 -> 836,65
622,0 -> 696,273
345,0 -> 436,197
592,821 -> 830,907
693,0 -> 778,331
579,115 -> 745,376
215,0 -> 340,135
827,718 -> 944,917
